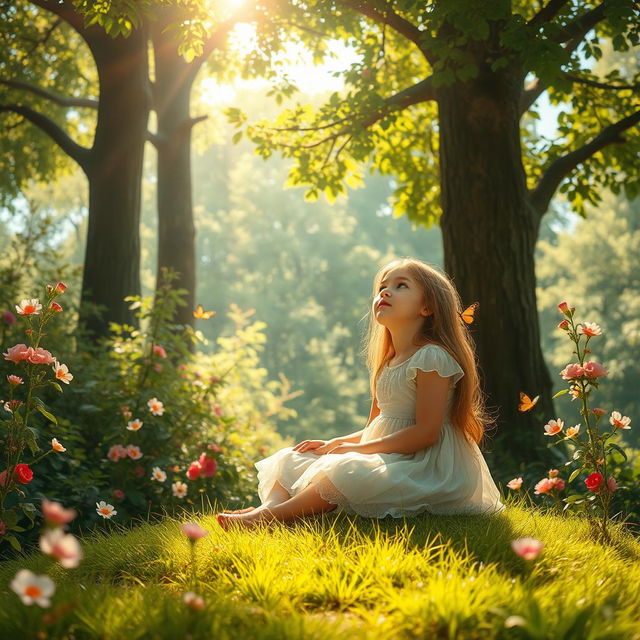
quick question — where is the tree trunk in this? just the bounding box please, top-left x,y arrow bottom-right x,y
80,27 -> 150,338
151,16 -> 197,331
437,65 -> 559,472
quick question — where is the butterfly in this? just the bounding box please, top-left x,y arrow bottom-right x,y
193,304 -> 215,319
518,392 -> 540,412
459,302 -> 479,324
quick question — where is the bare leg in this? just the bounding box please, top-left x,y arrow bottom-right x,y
222,480 -> 291,513
217,479 -> 337,530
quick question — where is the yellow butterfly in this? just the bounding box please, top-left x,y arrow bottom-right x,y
518,392 -> 540,412
193,304 -> 215,319
459,302 -> 479,324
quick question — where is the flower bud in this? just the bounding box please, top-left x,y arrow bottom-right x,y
50,302 -> 63,313
54,282 -> 68,294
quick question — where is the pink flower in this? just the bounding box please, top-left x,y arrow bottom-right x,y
15,298 -> 42,316
7,375 -> 23,386
3,343 -> 34,363
606,477 -> 617,493
585,472 -> 603,492
126,445 -> 143,460
49,302 -> 63,313
107,444 -> 128,462
557,301 -> 570,314
207,444 -> 222,452
113,489 -> 125,499
42,499 -> 77,525
29,348 -> 56,365
39,528 -> 83,568
213,405 -> 223,417
51,438 -> 66,452
152,345 -> 167,359
511,537 -> 544,560
506,477 -> 523,490
543,419 -> 563,436
182,522 -> 209,540
54,282 -> 67,294
2,311 -> 16,326
153,363 -> 163,372
534,477 -> 555,495
582,361 -> 607,379
557,319 -> 569,330
559,363 -> 585,380
592,407 -> 606,416
609,411 -> 631,429
198,453 -> 218,477
549,477 -> 565,491
186,461 -> 201,480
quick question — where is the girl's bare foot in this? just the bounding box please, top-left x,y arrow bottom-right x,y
216,508 -> 276,531
222,507 -> 256,514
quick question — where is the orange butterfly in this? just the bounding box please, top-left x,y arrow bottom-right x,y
193,304 -> 215,319
459,302 -> 479,324
518,392 -> 540,412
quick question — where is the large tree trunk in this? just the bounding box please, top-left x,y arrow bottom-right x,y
151,14 -> 197,330
80,27 -> 150,338
437,63 -> 559,472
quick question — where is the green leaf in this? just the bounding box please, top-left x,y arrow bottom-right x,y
568,468 -> 581,483
4,534 -> 22,551
552,388 -> 569,399
607,443 -> 627,461
50,381 -> 63,393
564,494 -> 584,504
35,401 -> 57,425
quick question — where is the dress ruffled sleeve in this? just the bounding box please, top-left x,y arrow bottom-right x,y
406,345 -> 465,387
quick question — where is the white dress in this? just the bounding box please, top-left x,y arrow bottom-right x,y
254,344 -> 506,518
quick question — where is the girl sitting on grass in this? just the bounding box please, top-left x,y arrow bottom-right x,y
217,257 -> 505,530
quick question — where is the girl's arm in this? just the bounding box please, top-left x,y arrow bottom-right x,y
333,394 -> 380,444
356,424 -> 433,455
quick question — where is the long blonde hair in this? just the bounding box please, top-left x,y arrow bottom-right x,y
360,258 -> 497,447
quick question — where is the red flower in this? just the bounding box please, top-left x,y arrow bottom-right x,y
186,461 -> 201,480
54,282 -> 68,294
113,489 -> 125,499
585,472 -> 603,492
14,463 -> 33,484
198,453 -> 217,478
50,302 -> 63,313
2,311 -> 16,326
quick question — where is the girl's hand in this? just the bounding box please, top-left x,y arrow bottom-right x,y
325,443 -> 360,455
292,439 -> 331,454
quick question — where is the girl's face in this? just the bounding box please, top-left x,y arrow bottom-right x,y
373,268 -> 428,323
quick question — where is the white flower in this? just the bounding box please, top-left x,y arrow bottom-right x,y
610,411 -> 631,430
183,591 -> 205,610
15,299 -> 42,316
10,569 -> 55,607
52,360 -> 73,384
39,528 -> 83,568
96,501 -> 117,519
147,397 -> 165,416
51,437 -> 66,452
127,418 -> 144,431
172,481 -> 188,498
151,466 -> 167,482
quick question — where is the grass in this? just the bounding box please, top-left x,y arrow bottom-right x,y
1,495 -> 639,639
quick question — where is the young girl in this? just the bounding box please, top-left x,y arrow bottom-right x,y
217,258 -> 505,530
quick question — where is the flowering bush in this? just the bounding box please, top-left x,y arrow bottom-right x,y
0,283 -> 72,552
507,301 -> 633,543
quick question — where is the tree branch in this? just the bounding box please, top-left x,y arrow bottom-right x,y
24,17 -> 63,57
0,103 -> 92,171
527,109 -> 640,217
28,0 -> 88,39
0,79 -> 98,109
520,3 -> 610,114
527,0 -> 573,27
562,72 -> 640,91
335,0 -> 432,63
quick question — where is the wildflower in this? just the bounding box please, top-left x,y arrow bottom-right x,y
511,537 -> 543,560
606,477 -> 618,493
548,469 -> 559,478
107,444 -> 127,462
10,569 -> 55,607
182,522 -> 209,540
95,501 -> 117,519
51,361 -> 73,384
151,466 -> 167,482
506,477 -> 523,490
126,445 -> 143,460
51,438 -> 66,452
39,528 -> 83,568
15,299 -> 42,316
2,310 -> 16,325
580,322 -> 601,337
534,477 -> 555,495
585,472 -> 603,492
543,419 -> 563,436
7,375 -> 23,386
207,444 -> 222,452
592,407 -> 606,416
549,477 -> 565,491
559,363 -> 584,380
14,463 -> 33,484
609,411 -> 631,430
186,461 -> 201,480
41,499 -> 77,525
113,489 -> 125,499
29,348 -> 55,365
152,344 -> 167,359
54,282 -> 68,294
3,343 -> 34,363
49,302 -> 63,313
565,424 -> 580,438
557,319 -> 569,330
183,591 -> 205,610
213,404 -> 223,417
557,301 -> 575,317
172,481 -> 188,498
147,397 -> 165,416
4,399 -> 23,413
582,361 -> 608,379
126,418 -> 143,431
